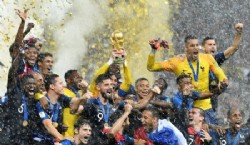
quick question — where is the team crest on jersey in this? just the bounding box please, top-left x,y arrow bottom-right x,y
181,69 -> 187,75
39,112 -> 46,118
200,66 -> 205,72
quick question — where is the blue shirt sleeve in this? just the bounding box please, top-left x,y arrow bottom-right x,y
124,134 -> 134,144
60,139 -> 73,145
215,52 -> 226,66
60,95 -> 72,108
172,93 -> 183,109
82,98 -> 96,116
36,102 -> 50,121
191,91 -> 200,100
0,95 -> 8,105
118,85 -> 136,98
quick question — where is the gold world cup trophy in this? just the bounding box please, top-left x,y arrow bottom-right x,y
110,31 -> 126,64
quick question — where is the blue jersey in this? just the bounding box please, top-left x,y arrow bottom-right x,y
171,92 -> 200,136
60,139 -> 76,145
118,85 -> 136,98
82,98 -> 119,145
34,95 -> 71,144
0,87 -> 39,144
210,128 -> 250,145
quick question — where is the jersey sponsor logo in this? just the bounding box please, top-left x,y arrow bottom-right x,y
181,69 -> 187,75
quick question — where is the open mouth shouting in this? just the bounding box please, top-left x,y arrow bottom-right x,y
47,67 -> 52,74
210,50 -> 215,54
234,121 -> 242,129
188,116 -> 195,125
28,87 -> 35,96
82,136 -> 90,143
193,51 -> 199,58
138,90 -> 149,98
106,89 -> 113,97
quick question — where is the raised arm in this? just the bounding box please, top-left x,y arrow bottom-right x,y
23,23 -> 35,37
224,23 -> 243,59
119,60 -> 133,92
69,90 -> 92,114
147,39 -> 176,72
109,104 -> 132,135
10,9 -> 27,60
89,59 -> 111,96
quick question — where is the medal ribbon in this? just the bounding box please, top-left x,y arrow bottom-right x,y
209,70 -> 216,80
227,130 -> 240,145
22,95 -> 28,121
46,95 -> 59,122
97,98 -> 110,123
70,87 -> 80,98
188,59 -> 199,82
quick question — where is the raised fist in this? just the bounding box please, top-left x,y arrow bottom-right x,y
235,23 -> 243,33
149,39 -> 161,50
27,23 -> 35,29
149,38 -> 169,50
161,40 -> 169,49
124,103 -> 133,113
111,48 -> 126,64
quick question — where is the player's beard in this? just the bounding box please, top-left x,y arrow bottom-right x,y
101,88 -> 113,101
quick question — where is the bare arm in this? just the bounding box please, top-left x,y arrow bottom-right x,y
10,9 -> 27,59
133,93 -> 154,110
42,119 -> 64,140
70,91 -> 92,114
109,104 -> 132,135
23,23 -> 34,37
197,92 -> 214,99
224,23 -> 243,59
149,100 -> 172,108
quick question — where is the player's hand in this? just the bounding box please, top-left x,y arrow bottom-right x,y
15,9 -> 28,21
39,96 -> 49,110
134,139 -> 146,145
149,39 -> 161,50
200,129 -> 212,142
151,85 -> 161,95
124,103 -> 133,114
219,79 -> 228,91
235,23 -> 243,33
160,40 -> 169,49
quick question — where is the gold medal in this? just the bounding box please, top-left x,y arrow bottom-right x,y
194,82 -> 198,88
23,120 -> 28,127
210,80 -> 217,85
53,122 -> 58,128
104,123 -> 109,127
